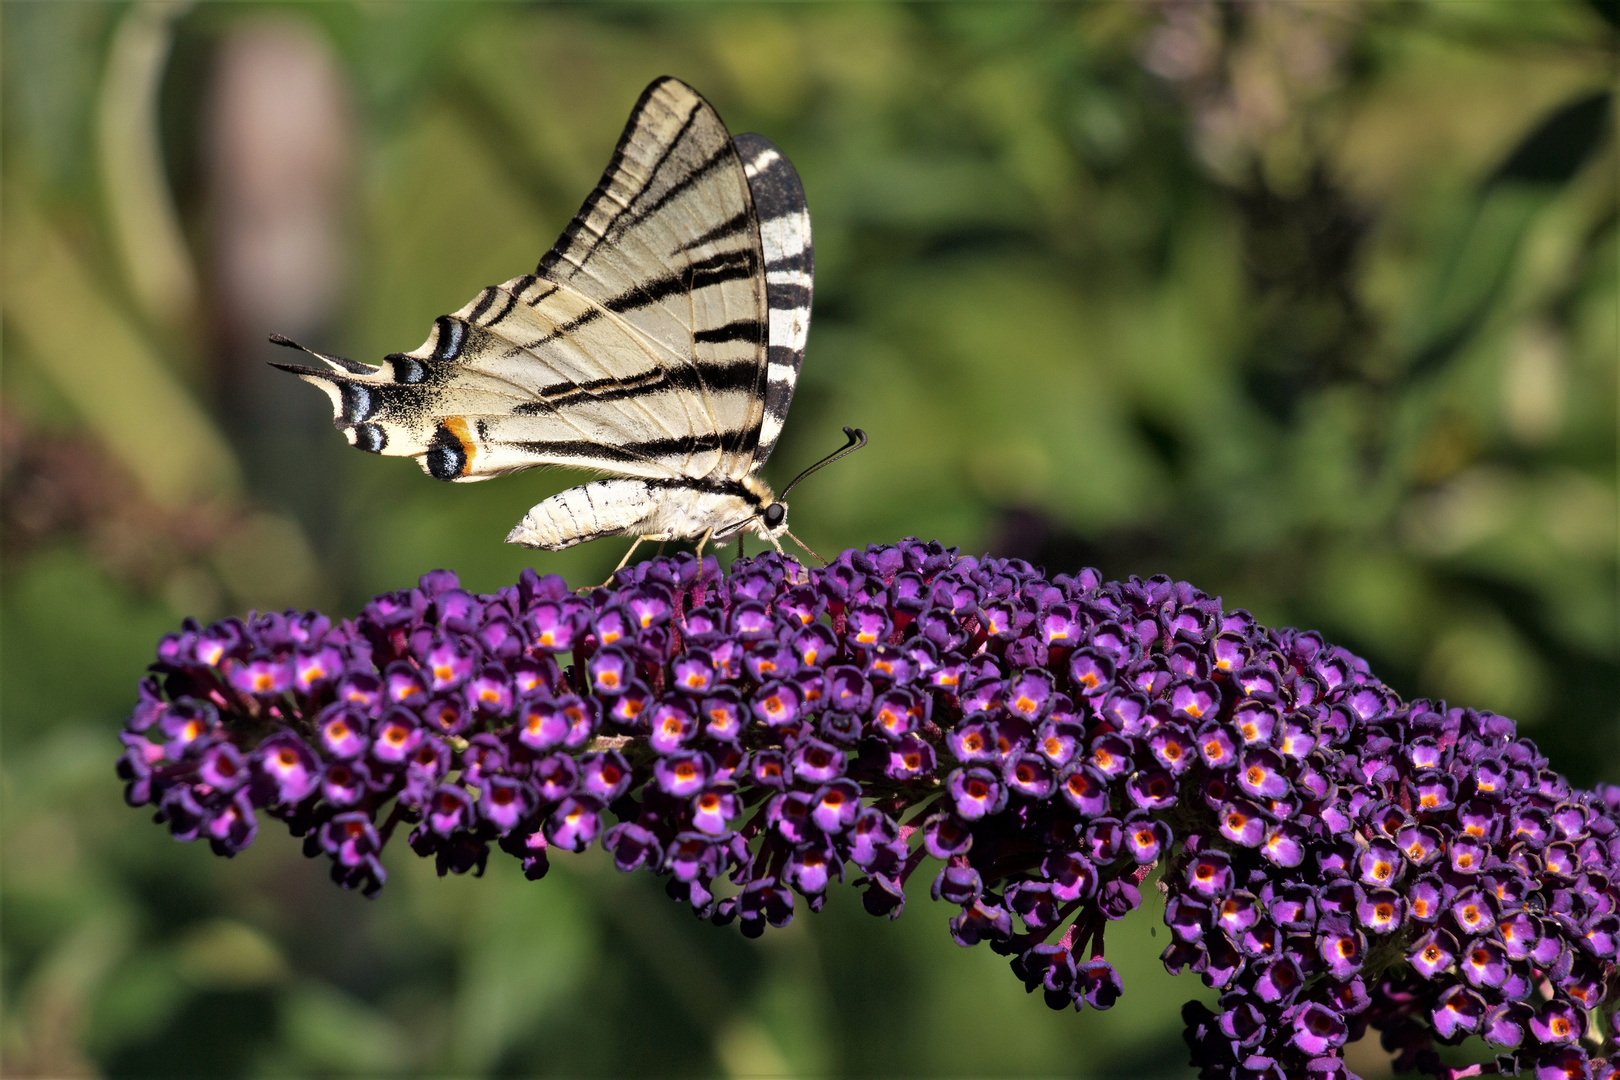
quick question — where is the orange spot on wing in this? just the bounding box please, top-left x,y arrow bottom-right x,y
444,416 -> 476,466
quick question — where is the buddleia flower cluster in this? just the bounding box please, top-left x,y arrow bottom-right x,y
118,540 -> 1620,1079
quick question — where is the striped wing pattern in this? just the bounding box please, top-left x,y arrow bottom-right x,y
275,77 -> 811,491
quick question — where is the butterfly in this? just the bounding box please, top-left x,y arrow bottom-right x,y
271,76 -> 861,570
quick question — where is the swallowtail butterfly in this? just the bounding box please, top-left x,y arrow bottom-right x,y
273,77 -> 859,567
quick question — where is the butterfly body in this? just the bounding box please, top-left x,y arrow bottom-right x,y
505,474 -> 784,552
273,77 -> 814,557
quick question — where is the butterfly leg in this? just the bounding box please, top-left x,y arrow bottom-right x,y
693,528 -> 715,560
598,536 -> 645,587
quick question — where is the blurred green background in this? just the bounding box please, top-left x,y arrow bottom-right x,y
2,2 -> 1615,1076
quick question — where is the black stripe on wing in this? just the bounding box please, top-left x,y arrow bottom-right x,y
513,355 -> 762,413
512,429 -> 757,467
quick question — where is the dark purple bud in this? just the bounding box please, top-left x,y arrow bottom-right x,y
1075,958 -> 1123,1010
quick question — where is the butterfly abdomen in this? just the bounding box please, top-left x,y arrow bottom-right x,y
505,477 -> 766,551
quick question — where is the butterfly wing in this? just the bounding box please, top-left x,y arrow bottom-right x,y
733,133 -> 812,467
275,77 -> 779,484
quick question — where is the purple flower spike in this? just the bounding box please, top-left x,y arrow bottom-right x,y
118,543 -> 1620,1080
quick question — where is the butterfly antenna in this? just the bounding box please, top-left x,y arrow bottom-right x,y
781,427 -> 868,499
784,530 -> 826,565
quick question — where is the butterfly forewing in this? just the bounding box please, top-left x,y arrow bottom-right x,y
275,76 -> 817,552
734,133 -> 813,467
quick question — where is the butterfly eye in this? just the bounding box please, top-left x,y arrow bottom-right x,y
762,504 -> 786,528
